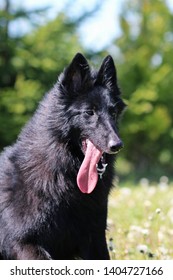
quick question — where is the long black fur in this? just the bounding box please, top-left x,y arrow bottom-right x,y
0,53 -> 126,260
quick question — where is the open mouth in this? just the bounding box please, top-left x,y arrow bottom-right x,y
81,138 -> 103,155
81,139 -> 89,154
77,138 -> 105,194
81,139 -> 108,177
77,138 -> 123,194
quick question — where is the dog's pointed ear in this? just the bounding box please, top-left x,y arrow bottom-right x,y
59,53 -> 91,94
96,55 -> 117,91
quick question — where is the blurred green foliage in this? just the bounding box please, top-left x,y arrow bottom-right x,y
0,0 -> 173,179
0,2 -> 84,147
115,0 -> 173,179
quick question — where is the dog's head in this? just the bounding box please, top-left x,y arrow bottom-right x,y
58,53 -> 126,193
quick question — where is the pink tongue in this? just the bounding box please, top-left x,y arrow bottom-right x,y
77,140 -> 102,194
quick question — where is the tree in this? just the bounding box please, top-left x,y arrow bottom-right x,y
0,1 -> 84,149
114,0 -> 173,178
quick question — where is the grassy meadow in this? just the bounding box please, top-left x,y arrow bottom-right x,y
107,177 -> 173,260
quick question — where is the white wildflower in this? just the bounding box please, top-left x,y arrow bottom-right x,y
158,176 -> 169,191
130,225 -> 142,232
158,231 -> 165,242
144,200 -> 152,208
148,214 -> 154,221
139,178 -> 149,187
137,244 -> 148,254
158,246 -> 168,255
148,186 -> 156,196
141,228 -> 149,236
160,176 -> 169,184
155,208 -> 161,214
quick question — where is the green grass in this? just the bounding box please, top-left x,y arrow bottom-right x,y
107,178 -> 173,260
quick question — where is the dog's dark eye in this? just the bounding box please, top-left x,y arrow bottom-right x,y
85,110 -> 94,116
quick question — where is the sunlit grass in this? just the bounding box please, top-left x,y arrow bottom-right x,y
107,177 -> 173,260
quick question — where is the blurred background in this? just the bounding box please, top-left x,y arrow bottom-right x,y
0,0 -> 173,182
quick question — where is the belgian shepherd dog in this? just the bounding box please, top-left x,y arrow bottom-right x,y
0,53 -> 126,260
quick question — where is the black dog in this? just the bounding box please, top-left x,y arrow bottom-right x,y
0,53 -> 126,259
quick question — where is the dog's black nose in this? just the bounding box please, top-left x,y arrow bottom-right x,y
108,140 -> 123,153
